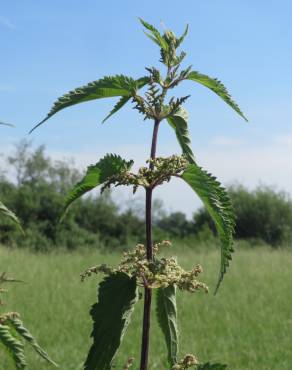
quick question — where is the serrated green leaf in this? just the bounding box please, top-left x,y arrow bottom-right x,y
0,324 -> 26,369
166,107 -> 195,164
84,272 -> 138,370
8,317 -> 57,367
30,75 -> 143,133
181,164 -> 235,293
198,362 -> 227,370
102,76 -> 150,124
176,24 -> 189,47
102,96 -> 131,124
156,285 -> 179,367
0,200 -> 24,234
63,154 -> 133,216
186,71 -> 248,121
139,18 -> 168,50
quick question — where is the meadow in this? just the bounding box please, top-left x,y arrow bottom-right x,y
1,244 -> 291,370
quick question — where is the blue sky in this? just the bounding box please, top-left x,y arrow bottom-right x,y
1,1 -> 292,216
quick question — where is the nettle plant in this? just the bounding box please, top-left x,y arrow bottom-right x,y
31,19 -> 247,370
0,273 -> 57,369
0,124 -> 56,369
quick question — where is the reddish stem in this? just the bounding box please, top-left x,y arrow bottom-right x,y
139,119 -> 160,370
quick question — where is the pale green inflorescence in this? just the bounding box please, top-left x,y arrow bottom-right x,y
0,312 -> 20,324
101,155 -> 189,193
81,241 -> 208,294
172,354 -> 199,370
122,357 -> 134,370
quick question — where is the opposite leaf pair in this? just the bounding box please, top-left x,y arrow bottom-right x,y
85,271 -> 226,370
63,154 -> 234,293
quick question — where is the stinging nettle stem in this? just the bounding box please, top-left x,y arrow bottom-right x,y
140,119 -> 160,370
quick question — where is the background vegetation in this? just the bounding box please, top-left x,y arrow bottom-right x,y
1,141 -> 292,251
1,245 -> 291,370
1,142 -> 292,369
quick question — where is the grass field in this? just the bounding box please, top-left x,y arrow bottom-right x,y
0,244 -> 291,370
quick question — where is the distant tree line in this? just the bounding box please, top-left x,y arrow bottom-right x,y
1,141 -> 292,251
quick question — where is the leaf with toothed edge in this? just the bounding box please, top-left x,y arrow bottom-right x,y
102,96 -> 131,124
186,71 -> 248,122
156,285 -> 179,367
176,24 -> 189,47
62,154 -> 134,217
181,163 -> 235,293
139,18 -> 168,50
0,324 -> 26,369
30,75 -> 149,133
84,273 -> 138,370
102,76 -> 150,123
0,200 -> 24,234
7,317 -> 57,367
166,106 -> 195,164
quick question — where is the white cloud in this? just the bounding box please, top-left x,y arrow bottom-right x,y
196,137 -> 292,196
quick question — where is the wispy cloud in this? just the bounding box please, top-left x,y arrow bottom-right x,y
0,16 -> 16,30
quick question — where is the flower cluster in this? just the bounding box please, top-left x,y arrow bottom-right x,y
0,273 -> 20,320
122,357 -> 134,370
0,273 -> 8,306
0,272 -> 21,306
0,311 -> 19,324
81,241 -> 208,294
172,354 -> 199,370
101,155 -> 189,193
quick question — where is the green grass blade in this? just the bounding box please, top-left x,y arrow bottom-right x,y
198,363 -> 228,369
0,272 -> 23,284
0,324 -> 26,369
156,285 -> 179,366
84,272 -> 138,370
187,71 -> 248,121
181,164 -> 235,293
166,107 -> 195,164
8,317 -> 57,367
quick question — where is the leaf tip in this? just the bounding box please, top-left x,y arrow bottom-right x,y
60,205 -> 70,223
29,118 -> 47,134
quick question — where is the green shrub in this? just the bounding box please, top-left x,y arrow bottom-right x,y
2,142 -> 292,250
0,141 -> 146,250
194,184 -> 292,246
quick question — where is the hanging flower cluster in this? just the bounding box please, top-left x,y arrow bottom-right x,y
101,155 -> 189,193
81,241 -> 208,294
172,354 -> 199,370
